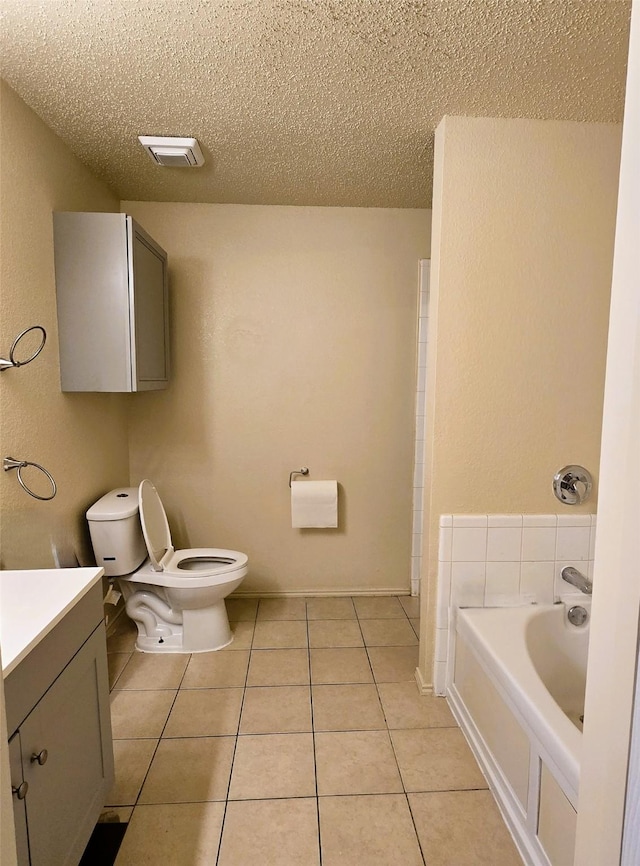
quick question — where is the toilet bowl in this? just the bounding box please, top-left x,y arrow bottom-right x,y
86,481 -> 248,653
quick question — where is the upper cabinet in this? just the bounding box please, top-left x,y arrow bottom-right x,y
53,212 -> 169,392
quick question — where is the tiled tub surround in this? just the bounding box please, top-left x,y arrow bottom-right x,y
104,595 -> 522,865
434,514 -> 596,695
411,258 -> 430,597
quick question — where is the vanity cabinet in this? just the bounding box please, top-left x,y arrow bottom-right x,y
5,582 -> 113,866
53,212 -> 169,392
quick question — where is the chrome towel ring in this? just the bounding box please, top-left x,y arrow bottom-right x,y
0,325 -> 47,371
3,457 -> 57,501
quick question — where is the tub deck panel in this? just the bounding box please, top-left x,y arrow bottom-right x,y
450,604 -> 588,866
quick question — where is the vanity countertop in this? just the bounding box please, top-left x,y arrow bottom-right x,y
0,567 -> 104,677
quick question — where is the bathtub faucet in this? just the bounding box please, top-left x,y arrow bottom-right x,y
561,566 -> 592,595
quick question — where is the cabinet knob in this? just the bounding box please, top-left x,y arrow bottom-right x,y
31,749 -> 48,766
12,781 -> 28,799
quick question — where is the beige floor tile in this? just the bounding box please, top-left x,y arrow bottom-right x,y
113,653 -> 190,690
138,737 -> 235,804
110,689 -> 176,739
409,790 -> 523,865
240,685 -> 312,733
257,597 -> 307,620
367,646 -> 419,683
106,739 -> 157,806
359,618 -> 419,647
410,617 -> 421,637
312,684 -> 386,731
378,683 -> 456,729
353,596 -> 407,619
315,730 -> 403,795
225,597 -> 258,621
252,619 -> 308,648
221,620 -> 255,650
308,619 -> 363,648
306,597 -> 356,620
247,648 -> 310,686
181,649 -> 249,688
391,728 -> 488,792
108,653 -> 132,689
399,596 -> 421,618
229,733 -> 316,799
319,794 -> 424,866
163,688 -> 243,737
219,798 -> 320,866
115,802 -> 225,865
310,647 -> 373,683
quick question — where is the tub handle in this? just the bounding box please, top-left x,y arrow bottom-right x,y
552,465 -> 592,505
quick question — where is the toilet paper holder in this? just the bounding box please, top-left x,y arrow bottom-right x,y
289,467 -> 310,487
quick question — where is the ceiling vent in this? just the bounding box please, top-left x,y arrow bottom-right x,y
138,136 -> 205,167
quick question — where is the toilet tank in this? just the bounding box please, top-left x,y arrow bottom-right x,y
86,488 -> 148,577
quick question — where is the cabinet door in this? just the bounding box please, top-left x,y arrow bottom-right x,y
19,627 -> 113,866
129,222 -> 169,389
8,733 -> 30,866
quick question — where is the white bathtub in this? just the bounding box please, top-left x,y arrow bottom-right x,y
449,600 -> 590,866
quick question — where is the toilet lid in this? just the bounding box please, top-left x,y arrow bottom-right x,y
138,479 -> 173,571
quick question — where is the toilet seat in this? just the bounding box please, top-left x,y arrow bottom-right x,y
135,479 -> 248,587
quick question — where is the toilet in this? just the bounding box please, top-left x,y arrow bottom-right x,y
86,481 -> 248,653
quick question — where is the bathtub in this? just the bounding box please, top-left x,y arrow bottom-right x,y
448,601 -> 590,866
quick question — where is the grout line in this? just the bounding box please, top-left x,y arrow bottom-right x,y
386,710 -> 428,866
109,653 -> 193,824
215,608 -> 257,866
305,598 -> 323,866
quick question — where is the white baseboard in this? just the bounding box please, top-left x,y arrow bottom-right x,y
230,588 -> 412,598
414,665 -> 433,695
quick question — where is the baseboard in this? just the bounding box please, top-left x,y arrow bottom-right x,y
230,589 -> 412,598
414,665 -> 433,695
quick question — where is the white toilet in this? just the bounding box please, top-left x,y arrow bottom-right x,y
86,480 -> 248,653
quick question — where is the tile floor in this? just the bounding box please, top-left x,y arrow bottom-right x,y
105,595 -> 522,865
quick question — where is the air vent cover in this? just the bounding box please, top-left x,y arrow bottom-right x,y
138,136 -> 204,167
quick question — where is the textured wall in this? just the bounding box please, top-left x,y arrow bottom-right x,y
419,116 -> 622,680
0,82 -> 129,568
123,201 -> 430,594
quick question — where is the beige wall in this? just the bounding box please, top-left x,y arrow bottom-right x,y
0,81 -> 129,568
420,116 -> 621,679
123,202 -> 430,594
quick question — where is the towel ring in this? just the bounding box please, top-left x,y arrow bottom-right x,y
0,326 -> 47,371
4,457 -> 57,501
289,467 -> 310,487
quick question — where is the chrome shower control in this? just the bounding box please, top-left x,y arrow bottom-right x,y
553,465 -> 592,505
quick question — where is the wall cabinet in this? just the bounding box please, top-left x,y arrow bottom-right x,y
53,212 -> 169,392
6,583 -> 113,866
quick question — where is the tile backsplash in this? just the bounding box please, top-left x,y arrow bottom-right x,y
410,259 -> 430,597
433,513 -> 596,695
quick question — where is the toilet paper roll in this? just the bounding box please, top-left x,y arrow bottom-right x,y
291,480 -> 338,528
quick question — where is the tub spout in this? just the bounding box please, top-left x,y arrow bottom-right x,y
561,566 -> 592,595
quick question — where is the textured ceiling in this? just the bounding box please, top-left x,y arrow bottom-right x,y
0,0 -> 631,208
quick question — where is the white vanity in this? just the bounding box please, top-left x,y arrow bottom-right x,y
1,568 -> 113,866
